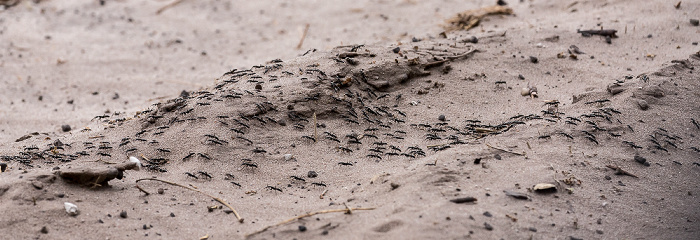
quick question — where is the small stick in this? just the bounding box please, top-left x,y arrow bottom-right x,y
486,143 -> 525,156
156,0 -> 185,15
313,112 -> 318,143
319,189 -> 328,199
606,165 -> 638,178
135,185 -> 150,195
423,49 -> 479,69
245,207 -> 375,238
426,143 -> 448,148
296,23 -> 310,50
136,178 -> 244,222
342,203 -> 353,214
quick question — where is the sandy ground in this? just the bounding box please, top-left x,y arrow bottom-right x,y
1,0 -> 700,239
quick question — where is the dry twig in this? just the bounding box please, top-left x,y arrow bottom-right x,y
245,207 -> 375,238
135,178 -> 244,222
485,143 -> 525,156
444,5 -> 513,32
156,0 -> 185,15
296,23 -> 310,49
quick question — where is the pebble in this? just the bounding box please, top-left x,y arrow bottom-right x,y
484,222 -> 493,231
483,211 -> 492,217
392,47 -> 400,53
528,227 -> 537,232
438,114 -> 446,121
637,99 -> 649,110
390,182 -> 400,190
529,56 -> 538,63
307,171 -> 318,178
0,162 -> 6,172
61,124 -> 71,132
518,74 -> 525,80
634,155 -> 650,166
298,225 -> 307,232
596,229 -> 604,234
120,210 -> 128,218
40,226 -> 48,234
157,188 -> 165,194
170,212 -> 175,217
691,19 -> 699,26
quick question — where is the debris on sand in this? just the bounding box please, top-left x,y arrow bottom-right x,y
64,202 -> 79,216
444,5 -> 513,32
55,157 -> 141,188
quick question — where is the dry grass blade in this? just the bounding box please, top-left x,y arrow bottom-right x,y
486,143 -> 525,156
135,178 -> 244,222
245,207 -> 375,238
156,0 -> 185,15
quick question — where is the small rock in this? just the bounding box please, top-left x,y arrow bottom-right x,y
40,226 -> 48,234
390,182 -> 400,190
528,227 -> 537,232
596,229 -> 604,234
0,162 -> 6,172
529,56 -> 538,63
180,90 -> 190,98
298,225 -> 307,232
607,83 -> 624,95
392,47 -> 400,53
143,224 -> 149,230
484,222 -> 493,231
634,155 -> 650,166
450,197 -> 477,204
170,212 -> 175,217
120,210 -> 128,218
604,175 -> 612,180
691,19 -> 699,26
61,125 -> 71,132
483,211 -> 492,217
157,188 -> 165,194
497,0 -> 507,6
504,190 -> 530,200
64,202 -> 79,216
605,36 -> 612,44
637,99 -> 649,110
518,74 -> 525,80
494,154 -> 501,160
255,84 -> 262,90
98,219 -> 104,223
32,181 -> 44,190
438,114 -> 446,121
533,183 -> 557,193
307,171 -> 318,178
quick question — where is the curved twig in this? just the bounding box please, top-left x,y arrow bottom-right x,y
135,178 -> 244,223
245,207 -> 375,238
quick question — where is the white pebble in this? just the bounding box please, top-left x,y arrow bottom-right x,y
284,154 -> 294,161
64,202 -> 79,216
129,156 -> 142,171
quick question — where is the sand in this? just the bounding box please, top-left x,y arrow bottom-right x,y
1,0 -> 699,239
